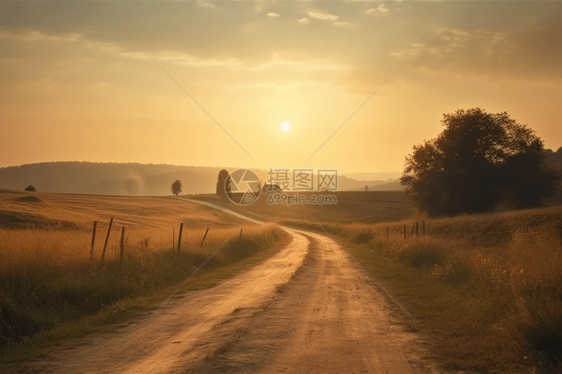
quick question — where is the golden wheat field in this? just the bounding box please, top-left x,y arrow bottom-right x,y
192,190 -> 415,224
0,188 -> 286,351
0,188 -> 247,231
3,187 -> 562,372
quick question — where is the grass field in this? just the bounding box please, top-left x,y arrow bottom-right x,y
0,188 -> 247,231
3,187 -> 562,372
191,190 -> 415,224
193,189 -> 562,372
0,189 -> 289,362
273,207 -> 562,373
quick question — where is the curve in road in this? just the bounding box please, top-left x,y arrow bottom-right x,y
14,200 -> 444,374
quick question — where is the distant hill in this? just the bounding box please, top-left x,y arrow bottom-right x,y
338,176 -> 401,191
370,181 -> 404,191
0,162 -> 226,195
346,179 -> 404,191
0,162 -> 392,196
342,172 -> 402,181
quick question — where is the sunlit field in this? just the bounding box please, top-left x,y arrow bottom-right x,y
0,225 -> 284,350
193,190 -> 415,224
0,189 -> 286,353
278,206 -> 562,372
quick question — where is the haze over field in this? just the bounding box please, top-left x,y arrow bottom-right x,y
0,162 -> 405,195
1,1 -> 561,173
1,149 -> 560,195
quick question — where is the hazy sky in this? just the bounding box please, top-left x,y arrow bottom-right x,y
1,1 -> 561,173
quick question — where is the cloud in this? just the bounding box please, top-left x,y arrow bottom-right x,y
298,18 -> 309,24
393,20 -> 562,80
377,4 -> 389,14
306,9 -> 349,27
0,29 -> 82,42
267,13 -> 280,17
197,1 -> 216,9
366,4 -> 389,15
307,9 -> 339,21
333,21 -> 350,27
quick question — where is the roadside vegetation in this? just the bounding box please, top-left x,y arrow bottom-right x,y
0,222 -> 286,360
280,207 -> 562,373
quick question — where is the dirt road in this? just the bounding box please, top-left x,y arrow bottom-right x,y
15,202 -> 443,374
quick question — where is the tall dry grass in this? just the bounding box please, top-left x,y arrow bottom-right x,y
280,209 -> 562,372
0,224 -> 283,348
380,228 -> 562,372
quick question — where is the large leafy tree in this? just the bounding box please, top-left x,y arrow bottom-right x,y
216,169 -> 231,199
401,108 -> 560,216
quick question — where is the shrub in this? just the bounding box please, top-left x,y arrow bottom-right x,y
351,229 -> 374,244
400,243 -> 446,268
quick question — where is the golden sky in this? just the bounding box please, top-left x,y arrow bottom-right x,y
1,1 -> 561,173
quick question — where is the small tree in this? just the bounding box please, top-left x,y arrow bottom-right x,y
171,180 -> 182,196
364,185 -> 370,191
216,169 -> 231,199
25,185 -> 36,192
401,108 -> 560,216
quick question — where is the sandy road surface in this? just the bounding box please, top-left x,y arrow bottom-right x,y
13,202 -> 443,374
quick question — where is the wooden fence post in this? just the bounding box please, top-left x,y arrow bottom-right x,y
172,227 -> 175,254
200,228 -> 210,247
239,228 -> 243,241
177,223 -> 184,255
411,224 -> 415,236
416,222 -> 419,238
119,226 -> 125,272
100,218 -> 113,268
90,221 -> 97,262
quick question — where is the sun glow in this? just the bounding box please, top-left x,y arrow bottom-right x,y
281,122 -> 291,132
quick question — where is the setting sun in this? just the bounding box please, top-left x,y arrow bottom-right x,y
281,122 -> 291,132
